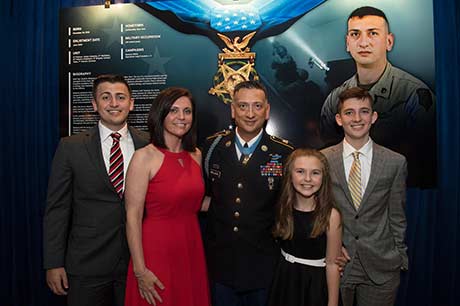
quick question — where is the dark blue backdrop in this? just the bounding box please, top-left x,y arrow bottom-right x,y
1,1 -> 459,305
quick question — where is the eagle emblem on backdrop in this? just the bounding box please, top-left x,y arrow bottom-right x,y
209,31 -> 258,104
138,0 -> 326,104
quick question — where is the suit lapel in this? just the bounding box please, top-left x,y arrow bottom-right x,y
219,132 -> 239,166
129,126 -> 147,149
205,131 -> 239,176
246,132 -> 271,165
329,143 -> 356,210
361,143 -> 385,206
85,126 -> 118,196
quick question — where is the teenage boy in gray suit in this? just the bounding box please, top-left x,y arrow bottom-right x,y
322,87 -> 408,306
43,74 -> 149,306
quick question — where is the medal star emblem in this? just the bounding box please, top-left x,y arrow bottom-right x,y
209,32 -> 259,104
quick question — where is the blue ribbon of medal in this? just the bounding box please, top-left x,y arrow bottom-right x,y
235,134 -> 262,156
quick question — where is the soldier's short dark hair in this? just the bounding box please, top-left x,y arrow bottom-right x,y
348,6 -> 390,32
337,87 -> 374,113
233,80 -> 268,101
92,74 -> 132,98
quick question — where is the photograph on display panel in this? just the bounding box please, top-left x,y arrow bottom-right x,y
60,0 -> 436,187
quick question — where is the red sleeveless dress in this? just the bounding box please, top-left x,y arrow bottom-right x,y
125,148 -> 210,306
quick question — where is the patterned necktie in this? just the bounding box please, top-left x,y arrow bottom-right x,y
348,151 -> 362,209
109,132 -> 124,198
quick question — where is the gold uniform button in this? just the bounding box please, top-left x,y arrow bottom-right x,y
235,198 -> 241,204
233,226 -> 239,232
234,211 -> 240,218
237,182 -> 243,189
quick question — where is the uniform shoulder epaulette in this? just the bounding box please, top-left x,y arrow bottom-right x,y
206,129 -> 231,140
270,135 -> 294,150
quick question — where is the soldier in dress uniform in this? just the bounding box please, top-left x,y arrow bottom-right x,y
320,6 -> 436,188
202,80 -> 294,306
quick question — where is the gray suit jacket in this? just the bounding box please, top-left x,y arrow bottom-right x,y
43,125 -> 149,276
322,142 -> 408,284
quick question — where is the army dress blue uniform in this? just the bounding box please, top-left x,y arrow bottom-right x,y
203,129 -> 294,294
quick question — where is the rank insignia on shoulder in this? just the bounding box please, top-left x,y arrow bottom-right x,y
206,129 -> 231,140
269,135 -> 294,149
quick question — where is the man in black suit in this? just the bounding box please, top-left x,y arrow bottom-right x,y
202,80 -> 294,306
43,74 -> 149,306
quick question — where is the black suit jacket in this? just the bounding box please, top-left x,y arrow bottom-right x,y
203,130 -> 293,291
43,126 -> 149,276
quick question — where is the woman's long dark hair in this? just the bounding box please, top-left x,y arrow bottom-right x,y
147,87 -> 197,152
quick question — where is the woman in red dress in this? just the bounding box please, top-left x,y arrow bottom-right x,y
124,87 -> 210,306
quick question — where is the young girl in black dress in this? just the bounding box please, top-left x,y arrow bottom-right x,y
269,148 -> 342,306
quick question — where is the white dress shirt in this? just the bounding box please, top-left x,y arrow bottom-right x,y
235,128 -> 264,159
343,138 -> 373,192
98,121 -> 135,189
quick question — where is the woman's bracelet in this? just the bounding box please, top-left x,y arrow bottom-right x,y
134,268 -> 148,278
